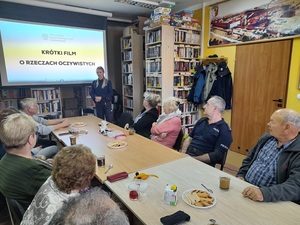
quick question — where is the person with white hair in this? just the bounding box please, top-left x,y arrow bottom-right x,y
0,113 -> 52,209
151,97 -> 182,148
48,187 -> 130,225
19,97 -> 70,148
237,108 -> 300,203
181,95 -> 232,167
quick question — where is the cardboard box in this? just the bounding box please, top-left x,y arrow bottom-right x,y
123,25 -> 138,37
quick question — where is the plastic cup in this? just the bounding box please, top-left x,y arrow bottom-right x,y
70,136 -> 76,145
128,183 -> 140,201
128,128 -> 135,135
97,155 -> 105,167
219,176 -> 230,190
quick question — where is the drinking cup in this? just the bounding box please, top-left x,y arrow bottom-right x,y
128,128 -> 135,135
219,176 -> 230,190
97,155 -> 105,167
70,135 -> 76,145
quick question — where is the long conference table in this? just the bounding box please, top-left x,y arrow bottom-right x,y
52,115 -> 186,182
52,115 -> 300,225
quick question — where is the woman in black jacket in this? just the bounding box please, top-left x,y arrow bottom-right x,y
127,92 -> 160,138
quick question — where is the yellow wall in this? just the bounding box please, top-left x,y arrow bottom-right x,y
286,37 -> 300,112
194,6 -> 300,126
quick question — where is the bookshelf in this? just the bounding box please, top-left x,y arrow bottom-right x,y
31,87 -> 62,118
145,25 -> 202,134
121,33 -> 144,118
0,88 -> 30,110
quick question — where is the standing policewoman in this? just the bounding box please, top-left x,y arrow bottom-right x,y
90,66 -> 113,122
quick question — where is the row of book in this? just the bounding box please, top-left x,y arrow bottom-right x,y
178,102 -> 198,113
146,29 -> 161,44
174,45 -> 200,59
183,126 -> 194,135
146,45 -> 161,58
123,98 -> 133,108
174,61 -> 199,72
174,29 -> 201,44
37,101 -> 61,114
146,60 -> 161,73
32,89 -> 59,101
174,89 -> 189,99
181,114 -> 198,126
0,89 -> 28,99
174,76 -> 193,86
0,99 -> 18,111
122,74 -> 133,85
121,38 -> 132,49
123,86 -> 133,96
121,51 -> 132,61
122,63 -> 133,73
146,76 -> 161,88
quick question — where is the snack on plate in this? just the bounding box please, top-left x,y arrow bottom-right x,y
108,141 -> 127,148
72,122 -> 87,127
184,190 -> 214,207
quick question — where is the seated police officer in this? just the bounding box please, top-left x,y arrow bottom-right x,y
181,96 -> 232,167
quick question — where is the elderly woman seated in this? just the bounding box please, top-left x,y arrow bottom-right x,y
21,145 -> 97,225
150,97 -> 182,148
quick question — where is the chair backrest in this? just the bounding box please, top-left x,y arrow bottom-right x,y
116,112 -> 133,128
218,150 -> 228,171
173,129 -> 183,151
80,107 -> 95,116
6,197 -> 25,225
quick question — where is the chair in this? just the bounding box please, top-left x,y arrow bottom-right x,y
217,150 -> 228,171
5,197 -> 25,225
173,129 -> 183,151
80,107 -> 95,116
116,112 -> 133,128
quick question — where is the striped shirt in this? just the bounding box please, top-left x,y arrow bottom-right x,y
245,137 -> 293,187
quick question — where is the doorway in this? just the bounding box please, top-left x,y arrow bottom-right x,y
231,39 -> 292,155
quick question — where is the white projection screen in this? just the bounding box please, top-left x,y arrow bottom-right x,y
0,18 -> 107,86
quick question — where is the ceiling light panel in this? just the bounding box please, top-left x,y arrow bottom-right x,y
114,0 -> 159,9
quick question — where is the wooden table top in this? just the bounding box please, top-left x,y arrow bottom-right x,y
52,115 -> 187,183
105,157 -> 300,225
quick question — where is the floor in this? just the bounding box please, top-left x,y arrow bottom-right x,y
0,149 -> 246,225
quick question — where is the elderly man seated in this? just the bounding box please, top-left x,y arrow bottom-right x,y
237,108 -> 300,203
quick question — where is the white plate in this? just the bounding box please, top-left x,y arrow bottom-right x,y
182,188 -> 216,209
71,122 -> 87,127
107,141 -> 127,149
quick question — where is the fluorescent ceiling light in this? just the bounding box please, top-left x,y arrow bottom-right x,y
114,0 -> 159,9
2,0 -> 113,17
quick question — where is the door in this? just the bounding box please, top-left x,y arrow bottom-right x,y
231,40 -> 292,155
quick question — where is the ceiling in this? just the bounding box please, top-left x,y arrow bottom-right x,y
4,0 -> 224,22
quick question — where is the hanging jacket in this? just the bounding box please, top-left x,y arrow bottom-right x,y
208,61 -> 233,109
187,65 -> 206,105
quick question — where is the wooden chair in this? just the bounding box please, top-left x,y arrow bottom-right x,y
173,129 -> 183,151
6,197 -> 25,225
80,107 -> 95,116
217,150 -> 228,171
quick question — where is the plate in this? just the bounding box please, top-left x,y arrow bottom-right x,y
71,122 -> 87,127
182,188 -> 216,209
107,141 -> 127,149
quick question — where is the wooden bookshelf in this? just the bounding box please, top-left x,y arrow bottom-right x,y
31,87 -> 62,118
145,25 -> 202,134
121,33 -> 144,118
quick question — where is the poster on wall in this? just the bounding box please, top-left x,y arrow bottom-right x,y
209,0 -> 300,46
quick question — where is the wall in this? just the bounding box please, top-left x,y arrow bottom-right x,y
194,4 -> 300,126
